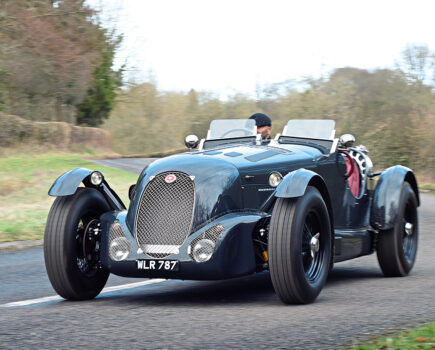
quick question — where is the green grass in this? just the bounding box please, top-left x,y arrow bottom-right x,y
347,323 -> 435,349
1,152 -> 433,244
420,183 -> 435,193
0,153 -> 138,243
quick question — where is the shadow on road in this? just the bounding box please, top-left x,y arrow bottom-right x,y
88,265 -> 384,306
98,272 -> 277,306
327,265 -> 383,285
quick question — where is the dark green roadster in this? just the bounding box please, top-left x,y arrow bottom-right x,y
44,119 -> 419,304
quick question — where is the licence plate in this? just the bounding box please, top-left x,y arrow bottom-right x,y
136,259 -> 179,271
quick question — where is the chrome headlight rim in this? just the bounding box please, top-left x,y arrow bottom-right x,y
269,171 -> 283,187
192,238 -> 215,263
109,236 -> 131,261
90,171 -> 104,186
109,221 -> 131,262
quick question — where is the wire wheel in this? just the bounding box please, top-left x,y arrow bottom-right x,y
44,188 -> 110,300
402,196 -> 418,265
269,186 -> 331,304
301,211 -> 324,283
76,218 -> 102,277
376,182 -> 419,277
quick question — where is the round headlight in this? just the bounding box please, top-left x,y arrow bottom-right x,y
90,171 -> 104,186
192,239 -> 215,263
184,134 -> 200,149
269,172 -> 282,187
109,237 -> 131,261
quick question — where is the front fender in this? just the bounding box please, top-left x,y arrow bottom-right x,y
48,167 -> 126,211
48,168 -> 93,196
370,165 -> 419,230
273,168 -> 335,264
275,168 -> 319,198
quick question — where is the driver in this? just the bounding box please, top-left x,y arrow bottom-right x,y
249,113 -> 272,141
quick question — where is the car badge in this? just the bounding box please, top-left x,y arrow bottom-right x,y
165,174 -> 177,183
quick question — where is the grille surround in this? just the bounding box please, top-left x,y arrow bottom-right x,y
135,172 -> 195,258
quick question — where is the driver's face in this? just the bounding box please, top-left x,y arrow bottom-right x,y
257,126 -> 272,140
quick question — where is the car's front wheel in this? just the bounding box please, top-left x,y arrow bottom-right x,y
44,188 -> 110,300
269,187 -> 332,304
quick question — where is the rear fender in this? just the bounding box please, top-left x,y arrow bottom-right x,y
48,167 -> 126,211
370,165 -> 419,230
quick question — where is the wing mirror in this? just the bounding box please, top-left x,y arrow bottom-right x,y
339,134 -> 355,148
184,134 -> 199,150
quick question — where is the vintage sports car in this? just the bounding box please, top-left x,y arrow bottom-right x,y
44,119 -> 419,304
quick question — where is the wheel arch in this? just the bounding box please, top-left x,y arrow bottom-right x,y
404,171 -> 420,205
274,169 -> 334,235
371,165 -> 420,231
48,167 -> 125,211
308,175 -> 334,235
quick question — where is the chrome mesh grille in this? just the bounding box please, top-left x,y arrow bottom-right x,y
146,252 -> 170,259
109,222 -> 131,261
189,224 -> 224,260
136,172 -> 195,258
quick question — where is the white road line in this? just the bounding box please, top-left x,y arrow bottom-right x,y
0,279 -> 166,308
2,295 -> 63,307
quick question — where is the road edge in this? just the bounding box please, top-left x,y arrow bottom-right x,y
0,239 -> 43,253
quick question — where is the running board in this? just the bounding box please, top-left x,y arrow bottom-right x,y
333,228 -> 374,263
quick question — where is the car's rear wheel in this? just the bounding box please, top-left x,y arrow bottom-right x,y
376,182 -> 418,277
269,187 -> 331,304
44,188 -> 110,300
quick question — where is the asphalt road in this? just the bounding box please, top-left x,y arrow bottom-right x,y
91,157 -> 158,173
1,158 -> 434,350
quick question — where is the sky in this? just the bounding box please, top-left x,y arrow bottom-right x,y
88,0 -> 435,98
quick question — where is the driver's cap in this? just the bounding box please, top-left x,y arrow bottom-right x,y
249,113 -> 271,127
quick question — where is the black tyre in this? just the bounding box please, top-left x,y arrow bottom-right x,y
376,182 -> 418,277
44,188 -> 110,300
269,187 -> 332,304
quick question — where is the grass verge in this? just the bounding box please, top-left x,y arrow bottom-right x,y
419,183 -> 435,194
1,152 -> 434,244
0,152 -> 138,243
347,323 -> 435,349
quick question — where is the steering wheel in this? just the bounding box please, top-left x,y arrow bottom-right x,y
220,128 -> 254,138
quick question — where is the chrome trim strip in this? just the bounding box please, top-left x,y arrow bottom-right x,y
330,138 -> 339,154
198,138 -> 205,151
143,245 -> 180,255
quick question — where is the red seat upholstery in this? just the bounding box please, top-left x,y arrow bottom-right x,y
341,151 -> 360,198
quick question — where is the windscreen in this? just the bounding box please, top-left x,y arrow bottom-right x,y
208,119 -> 257,139
283,119 -> 335,140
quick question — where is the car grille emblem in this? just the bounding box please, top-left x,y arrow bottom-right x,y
164,174 -> 177,183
